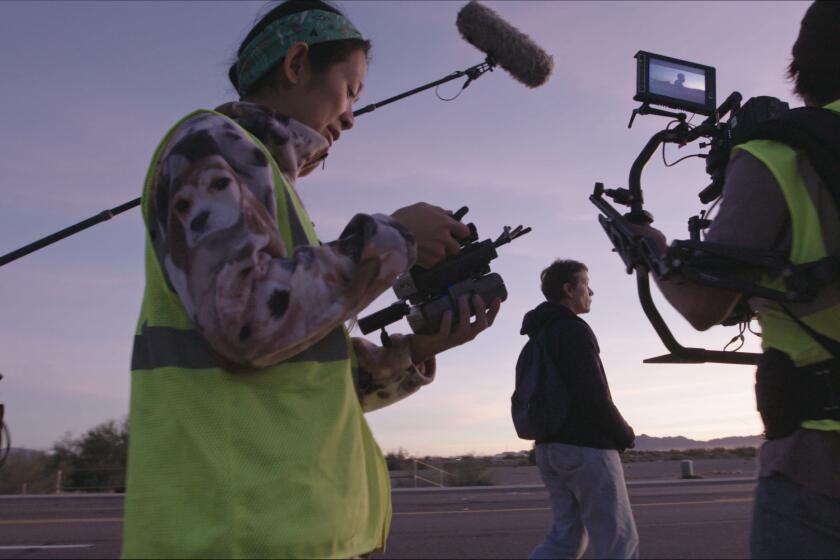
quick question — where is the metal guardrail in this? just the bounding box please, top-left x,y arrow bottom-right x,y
12,467 -> 125,495
0,477 -> 760,498
412,459 -> 454,488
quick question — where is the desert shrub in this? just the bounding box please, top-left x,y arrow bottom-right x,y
384,448 -> 413,471
0,449 -> 54,494
449,455 -> 493,487
621,446 -> 758,463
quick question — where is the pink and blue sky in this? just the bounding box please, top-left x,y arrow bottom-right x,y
0,1 -> 809,455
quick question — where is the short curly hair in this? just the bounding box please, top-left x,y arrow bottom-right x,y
787,1 -> 840,106
540,259 -> 587,303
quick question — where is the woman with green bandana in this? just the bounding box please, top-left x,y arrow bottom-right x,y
122,1 -> 501,558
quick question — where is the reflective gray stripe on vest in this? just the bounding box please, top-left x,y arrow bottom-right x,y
132,324 -> 348,371
284,326 -> 348,363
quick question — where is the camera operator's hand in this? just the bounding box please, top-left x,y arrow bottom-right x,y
627,223 -> 741,330
391,203 -> 472,268
408,295 -> 501,363
628,223 -> 668,254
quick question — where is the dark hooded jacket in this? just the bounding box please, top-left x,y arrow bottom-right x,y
520,301 -> 635,450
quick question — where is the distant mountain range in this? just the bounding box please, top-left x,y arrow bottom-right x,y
5,448 -> 47,459
632,434 -> 763,451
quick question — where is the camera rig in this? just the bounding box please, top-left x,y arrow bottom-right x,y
590,52 -> 840,365
358,207 -> 530,343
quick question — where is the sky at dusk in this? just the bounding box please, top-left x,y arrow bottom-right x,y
0,1 -> 810,456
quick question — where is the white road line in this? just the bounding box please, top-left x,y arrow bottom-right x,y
393,497 -> 753,516
0,544 -> 93,550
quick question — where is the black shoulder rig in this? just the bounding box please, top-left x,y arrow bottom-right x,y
734,103 -> 840,212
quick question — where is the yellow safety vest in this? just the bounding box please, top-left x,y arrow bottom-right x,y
734,99 -> 840,432
122,110 -> 391,559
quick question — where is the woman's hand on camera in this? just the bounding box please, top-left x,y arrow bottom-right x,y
391,203 -> 471,268
408,295 -> 502,363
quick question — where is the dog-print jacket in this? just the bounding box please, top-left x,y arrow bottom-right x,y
146,101 -> 435,412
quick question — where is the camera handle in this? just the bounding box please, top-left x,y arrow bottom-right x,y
358,302 -> 410,338
622,93 -> 744,223
635,271 -> 761,365
628,103 -> 686,129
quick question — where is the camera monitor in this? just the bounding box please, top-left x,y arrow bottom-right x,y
634,51 -> 716,115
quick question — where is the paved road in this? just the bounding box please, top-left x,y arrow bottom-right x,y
381,481 -> 755,559
0,495 -> 121,559
0,480 -> 755,559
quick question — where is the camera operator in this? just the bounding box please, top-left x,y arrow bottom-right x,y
634,2 -> 840,557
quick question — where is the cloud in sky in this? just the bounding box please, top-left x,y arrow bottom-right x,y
0,1 -> 807,452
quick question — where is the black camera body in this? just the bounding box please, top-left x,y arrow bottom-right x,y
699,95 -> 791,204
358,214 -> 530,338
404,272 -> 508,335
394,235 -> 514,334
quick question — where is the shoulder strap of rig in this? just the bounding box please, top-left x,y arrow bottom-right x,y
734,105 -> 840,214
735,105 -> 840,358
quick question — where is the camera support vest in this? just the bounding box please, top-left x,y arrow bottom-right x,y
122,110 -> 391,559
733,99 -> 840,433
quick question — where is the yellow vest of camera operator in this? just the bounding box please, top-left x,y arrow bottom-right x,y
122,110 -> 391,559
733,99 -> 840,432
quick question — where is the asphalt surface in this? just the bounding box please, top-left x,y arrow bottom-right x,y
0,480 -> 755,559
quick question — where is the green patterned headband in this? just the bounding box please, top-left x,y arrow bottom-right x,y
236,9 -> 364,94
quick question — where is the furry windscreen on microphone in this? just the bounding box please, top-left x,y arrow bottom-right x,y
456,1 -> 554,88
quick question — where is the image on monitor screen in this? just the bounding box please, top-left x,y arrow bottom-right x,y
648,58 -> 706,106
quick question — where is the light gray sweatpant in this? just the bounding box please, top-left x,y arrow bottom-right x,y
530,443 -> 639,560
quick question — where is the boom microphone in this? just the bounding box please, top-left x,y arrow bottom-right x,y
456,1 -> 554,88
1,3 -> 554,269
